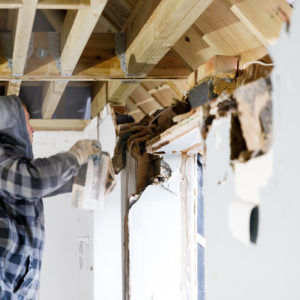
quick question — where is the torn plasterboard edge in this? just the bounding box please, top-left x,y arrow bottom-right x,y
146,108 -> 204,155
126,152 -> 198,299
233,149 -> 274,205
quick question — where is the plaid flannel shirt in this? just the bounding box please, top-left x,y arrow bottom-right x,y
0,95 -> 80,300
0,145 -> 79,300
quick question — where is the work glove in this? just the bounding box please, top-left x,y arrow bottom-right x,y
68,139 -> 102,165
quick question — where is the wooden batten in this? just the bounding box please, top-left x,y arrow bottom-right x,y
30,119 -> 91,131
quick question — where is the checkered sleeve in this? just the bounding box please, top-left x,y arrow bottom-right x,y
0,151 -> 80,201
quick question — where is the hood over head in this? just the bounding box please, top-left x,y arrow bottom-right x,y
0,95 -> 33,159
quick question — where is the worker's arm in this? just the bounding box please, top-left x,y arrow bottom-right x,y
0,151 -> 80,200
0,140 -> 101,201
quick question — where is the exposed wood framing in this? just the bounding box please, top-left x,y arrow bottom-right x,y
92,0 -> 213,116
30,119 -> 90,131
12,0 -> 38,76
0,0 -> 22,9
41,10 -> 65,32
0,32 -> 190,82
6,0 -> 37,96
230,0 -> 292,46
0,0 -> 91,9
91,82 -> 107,118
42,0 -> 108,118
42,81 -> 68,118
6,80 -> 22,96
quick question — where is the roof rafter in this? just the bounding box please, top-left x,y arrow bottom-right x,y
5,0 -> 38,96
42,0 -> 108,118
0,0 -> 91,9
92,0 -> 213,116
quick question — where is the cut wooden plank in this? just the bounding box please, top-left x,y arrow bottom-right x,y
41,10 -> 65,32
0,32 -> 191,81
194,0 -> 239,34
42,0 -> 107,118
60,0 -> 108,76
107,81 -> 139,104
94,16 -> 119,33
12,0 -> 38,76
0,0 -> 22,9
97,0 -> 213,117
6,80 -> 21,96
91,81 -> 107,118
126,97 -> 145,120
203,21 -> 268,63
37,0 -> 90,9
30,119 -> 90,131
173,26 -> 210,70
231,0 -> 293,46
125,0 -> 213,75
42,81 -> 68,118
102,0 -> 132,31
141,82 -> 177,107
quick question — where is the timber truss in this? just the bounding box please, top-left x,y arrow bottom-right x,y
0,0 -> 292,130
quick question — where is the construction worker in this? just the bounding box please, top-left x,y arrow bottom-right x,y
0,95 -> 101,299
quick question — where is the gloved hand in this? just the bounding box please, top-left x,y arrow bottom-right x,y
68,139 -> 102,165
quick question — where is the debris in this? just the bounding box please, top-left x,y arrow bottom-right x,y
234,77 -> 272,154
187,80 -> 218,108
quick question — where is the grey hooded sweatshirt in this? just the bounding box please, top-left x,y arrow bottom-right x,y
0,95 -> 80,299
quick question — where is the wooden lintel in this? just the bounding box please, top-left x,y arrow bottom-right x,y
30,119 -> 90,131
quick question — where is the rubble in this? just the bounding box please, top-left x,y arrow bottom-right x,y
111,56 -> 274,193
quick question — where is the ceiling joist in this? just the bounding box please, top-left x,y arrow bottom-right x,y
91,0 -> 213,116
0,0 -> 91,9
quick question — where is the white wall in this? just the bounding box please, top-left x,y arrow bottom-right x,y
84,109 -> 123,300
128,154 -> 182,300
34,108 -> 123,300
33,131 -> 95,300
204,5 -> 300,299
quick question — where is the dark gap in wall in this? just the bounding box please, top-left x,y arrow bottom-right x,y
250,206 -> 259,244
53,86 -> 92,119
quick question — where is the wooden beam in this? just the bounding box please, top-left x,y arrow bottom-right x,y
12,0 -> 38,76
231,0 -> 292,46
202,21 -> 268,65
0,0 -> 91,9
125,0 -> 213,75
41,10 -> 65,32
0,0 -> 22,9
60,0 -> 108,75
42,81 -> 68,119
6,80 -> 21,96
92,0 -> 213,116
0,32 -> 191,81
37,0 -> 90,9
42,0 -> 108,119
30,119 -> 90,131
91,81 -> 107,118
